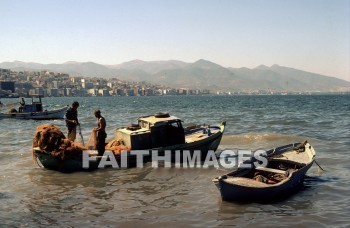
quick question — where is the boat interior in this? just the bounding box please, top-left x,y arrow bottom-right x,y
221,159 -> 306,186
221,142 -> 316,186
184,125 -> 221,143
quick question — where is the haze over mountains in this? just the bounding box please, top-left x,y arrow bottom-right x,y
1,60 -> 349,92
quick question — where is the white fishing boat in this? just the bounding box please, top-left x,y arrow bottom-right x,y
0,96 -> 68,120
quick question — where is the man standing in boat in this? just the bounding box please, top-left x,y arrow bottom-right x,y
65,101 -> 80,141
93,109 -> 107,156
19,97 -> 25,112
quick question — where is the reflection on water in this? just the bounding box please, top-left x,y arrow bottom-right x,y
0,95 -> 349,226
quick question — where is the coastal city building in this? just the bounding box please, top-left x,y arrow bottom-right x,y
0,68 -> 210,98
2,68 -> 342,98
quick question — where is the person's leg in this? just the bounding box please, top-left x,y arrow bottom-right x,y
96,131 -> 106,156
101,132 -> 106,154
96,132 -> 102,155
67,127 -> 76,141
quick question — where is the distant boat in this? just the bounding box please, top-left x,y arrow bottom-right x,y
0,96 -> 67,120
33,113 -> 226,172
212,141 -> 316,202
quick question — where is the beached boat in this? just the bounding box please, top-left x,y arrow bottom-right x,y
33,113 -> 226,172
0,96 -> 67,120
212,141 -> 316,202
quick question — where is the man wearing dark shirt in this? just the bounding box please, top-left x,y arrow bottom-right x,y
65,101 -> 80,141
93,109 -> 107,156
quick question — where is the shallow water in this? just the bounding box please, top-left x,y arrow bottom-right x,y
0,95 -> 349,226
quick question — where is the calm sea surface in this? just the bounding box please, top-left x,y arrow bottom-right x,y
0,95 -> 349,227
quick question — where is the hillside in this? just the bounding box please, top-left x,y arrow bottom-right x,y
1,60 -> 349,92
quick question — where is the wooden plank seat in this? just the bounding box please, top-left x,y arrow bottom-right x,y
254,166 -> 287,175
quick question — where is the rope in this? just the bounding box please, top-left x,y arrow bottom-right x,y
314,159 -> 325,171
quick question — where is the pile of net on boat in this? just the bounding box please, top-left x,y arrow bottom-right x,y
32,124 -> 131,160
32,124 -> 86,160
105,139 -> 131,155
83,131 -> 131,154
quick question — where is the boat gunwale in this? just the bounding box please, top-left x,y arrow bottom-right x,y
219,162 -> 314,189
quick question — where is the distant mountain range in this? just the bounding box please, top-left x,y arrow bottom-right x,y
1,59 -> 349,92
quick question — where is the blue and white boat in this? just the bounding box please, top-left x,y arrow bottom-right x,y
0,96 -> 67,120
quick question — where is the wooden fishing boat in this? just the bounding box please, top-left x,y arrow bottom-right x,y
212,141 -> 316,202
0,96 -> 67,120
33,113 -> 226,172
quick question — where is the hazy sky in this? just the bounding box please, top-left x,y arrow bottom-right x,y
0,0 -> 349,81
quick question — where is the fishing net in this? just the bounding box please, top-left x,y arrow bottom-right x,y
78,130 -> 130,153
74,139 -> 84,148
86,130 -> 97,150
32,124 -> 131,161
105,139 -> 123,149
32,124 -> 65,151
8,108 -> 18,113
32,124 -> 86,160
113,145 -> 131,155
74,129 -> 85,148
105,139 -> 131,155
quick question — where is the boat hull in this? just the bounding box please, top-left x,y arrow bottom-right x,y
0,106 -> 68,120
214,161 -> 314,201
35,152 -> 100,172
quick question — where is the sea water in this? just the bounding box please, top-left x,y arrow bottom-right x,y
0,95 -> 349,226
